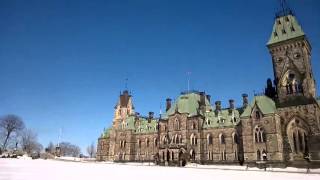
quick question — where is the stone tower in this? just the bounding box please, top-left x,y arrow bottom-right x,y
112,90 -> 135,129
267,10 -> 316,104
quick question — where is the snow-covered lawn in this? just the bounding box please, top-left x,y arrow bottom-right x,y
0,159 -> 319,180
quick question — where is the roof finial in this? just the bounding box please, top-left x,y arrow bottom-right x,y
277,0 -> 293,17
125,78 -> 128,90
187,71 -> 191,92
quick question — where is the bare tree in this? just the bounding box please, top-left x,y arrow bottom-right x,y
59,142 -> 81,157
86,142 -> 96,158
45,141 -> 55,154
0,114 -> 25,150
20,129 -> 43,155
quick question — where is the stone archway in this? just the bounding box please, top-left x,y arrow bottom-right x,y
178,148 -> 187,167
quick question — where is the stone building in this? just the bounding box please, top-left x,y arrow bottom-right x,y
97,9 -> 320,167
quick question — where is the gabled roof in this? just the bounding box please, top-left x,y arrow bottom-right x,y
267,14 -> 305,46
162,92 -> 211,119
240,96 -> 276,118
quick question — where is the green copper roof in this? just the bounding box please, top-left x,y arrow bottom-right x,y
101,127 -> 112,138
240,96 -> 276,118
267,14 -> 305,46
203,109 -> 240,128
162,92 -> 212,119
120,115 -> 158,134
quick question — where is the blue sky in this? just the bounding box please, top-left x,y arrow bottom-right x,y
0,0 -> 319,154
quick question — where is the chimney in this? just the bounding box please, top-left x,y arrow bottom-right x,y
242,94 -> 248,107
206,94 -> 211,103
215,101 -> 221,111
229,99 -> 235,109
166,98 -> 172,111
199,92 -> 206,106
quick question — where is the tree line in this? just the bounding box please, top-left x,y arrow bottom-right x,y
0,114 -> 96,158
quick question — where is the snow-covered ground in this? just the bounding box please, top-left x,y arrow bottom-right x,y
0,159 -> 319,180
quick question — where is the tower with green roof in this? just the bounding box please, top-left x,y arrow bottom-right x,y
267,6 -> 316,104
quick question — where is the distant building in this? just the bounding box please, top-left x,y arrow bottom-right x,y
97,8 -> 320,167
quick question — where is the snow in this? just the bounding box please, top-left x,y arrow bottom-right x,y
0,159 -> 319,180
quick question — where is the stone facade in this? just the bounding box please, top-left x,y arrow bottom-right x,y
97,12 -> 320,167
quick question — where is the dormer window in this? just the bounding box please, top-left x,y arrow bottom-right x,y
274,31 -> 278,37
277,20 -> 281,25
285,16 -> 290,22
282,29 -> 286,34
291,26 -> 295,32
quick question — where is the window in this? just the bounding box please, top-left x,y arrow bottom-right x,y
219,134 -> 225,144
282,29 -> 286,34
162,136 -> 168,145
273,31 -> 278,37
254,126 -> 265,143
154,138 -> 158,146
255,111 -> 261,119
146,138 -> 149,148
207,134 -> 213,145
175,118 -> 180,130
138,140 -> 141,148
277,20 -> 281,25
257,150 -> 261,161
192,122 -> 196,129
232,133 -> 238,144
190,134 -> 197,145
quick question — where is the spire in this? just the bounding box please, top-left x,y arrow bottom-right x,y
276,0 -> 293,18
267,1 -> 305,46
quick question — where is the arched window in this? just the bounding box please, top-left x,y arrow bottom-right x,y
154,138 -> 158,146
171,151 -> 174,161
162,151 -> 165,161
145,138 -> 149,148
175,118 -> 180,130
192,122 -> 196,129
255,111 -> 261,119
257,150 -> 261,161
190,134 -> 197,145
137,139 -> 141,148
287,119 -> 309,154
232,133 -> 238,144
162,136 -> 168,145
207,134 -> 213,145
254,126 -> 265,143
219,134 -> 225,144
